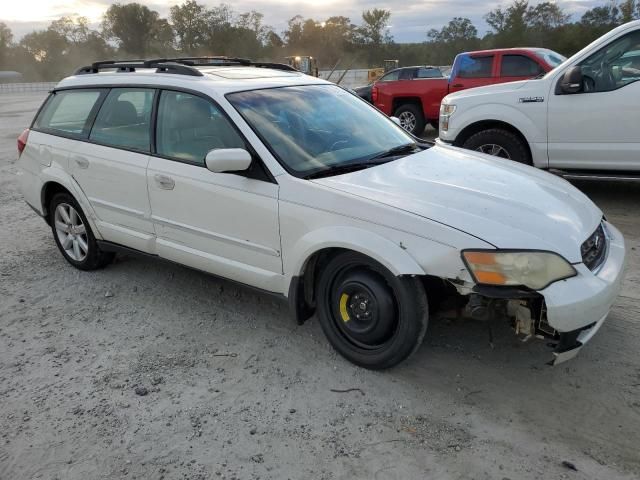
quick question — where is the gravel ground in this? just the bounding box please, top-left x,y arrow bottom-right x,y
1,92 -> 639,480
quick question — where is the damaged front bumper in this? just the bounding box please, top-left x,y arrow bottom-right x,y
468,221 -> 626,365
541,221 -> 626,364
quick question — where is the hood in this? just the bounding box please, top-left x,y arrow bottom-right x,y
445,79 -> 532,102
312,144 -> 602,263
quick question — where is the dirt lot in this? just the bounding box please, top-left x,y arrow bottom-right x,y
1,92 -> 639,480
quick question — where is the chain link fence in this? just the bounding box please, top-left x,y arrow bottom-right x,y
0,82 -> 57,94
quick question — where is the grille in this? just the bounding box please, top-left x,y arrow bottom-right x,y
581,223 -> 607,271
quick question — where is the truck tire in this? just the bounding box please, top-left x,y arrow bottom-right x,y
394,104 -> 425,136
462,128 -> 531,165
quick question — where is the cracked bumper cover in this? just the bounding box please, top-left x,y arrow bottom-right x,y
540,221 -> 626,361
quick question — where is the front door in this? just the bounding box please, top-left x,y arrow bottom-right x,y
547,29 -> 640,170
147,90 -> 282,291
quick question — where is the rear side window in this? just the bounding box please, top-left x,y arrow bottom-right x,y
156,91 -> 245,165
34,90 -> 104,137
501,55 -> 543,77
90,88 -> 154,152
379,70 -> 400,82
457,56 -> 494,78
416,67 -> 441,78
399,69 -> 415,80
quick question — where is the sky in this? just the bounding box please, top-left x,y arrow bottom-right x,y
1,0 -> 605,43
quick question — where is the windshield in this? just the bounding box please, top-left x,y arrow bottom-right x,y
227,84 -> 415,178
534,49 -> 567,68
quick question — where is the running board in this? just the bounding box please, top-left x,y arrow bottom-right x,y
549,169 -> 640,182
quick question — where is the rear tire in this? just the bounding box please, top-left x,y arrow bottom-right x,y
461,128 -> 531,165
316,251 -> 428,370
394,104 -> 425,136
49,192 -> 114,271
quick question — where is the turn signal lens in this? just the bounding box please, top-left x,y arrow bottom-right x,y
462,250 -> 577,290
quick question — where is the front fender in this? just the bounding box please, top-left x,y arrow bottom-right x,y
449,103 -> 547,167
284,226 -> 425,291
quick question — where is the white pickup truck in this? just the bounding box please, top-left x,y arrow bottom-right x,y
439,20 -> 640,178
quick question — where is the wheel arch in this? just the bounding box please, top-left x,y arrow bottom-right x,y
392,96 -> 423,113
285,228 -> 426,324
38,170 -> 103,240
454,120 -> 529,151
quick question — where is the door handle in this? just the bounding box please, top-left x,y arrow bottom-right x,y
73,157 -> 89,169
154,174 -> 175,190
452,83 -> 464,88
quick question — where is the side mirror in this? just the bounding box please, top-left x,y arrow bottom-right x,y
390,116 -> 401,126
559,66 -> 583,94
205,148 -> 252,173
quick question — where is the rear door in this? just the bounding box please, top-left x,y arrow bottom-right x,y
146,90 -> 282,291
449,54 -> 495,93
70,87 -> 156,252
499,53 -> 545,82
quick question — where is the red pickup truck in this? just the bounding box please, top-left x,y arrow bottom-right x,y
373,48 -> 566,135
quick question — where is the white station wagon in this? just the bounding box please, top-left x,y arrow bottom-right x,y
17,58 -> 626,369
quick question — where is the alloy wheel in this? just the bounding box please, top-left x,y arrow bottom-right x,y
398,111 -> 417,132
475,143 -> 511,159
54,203 -> 89,262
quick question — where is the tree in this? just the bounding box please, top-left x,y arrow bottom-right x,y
170,0 -> 208,53
485,0 -> 529,46
359,8 -> 392,46
102,3 -> 173,57
619,0 -> 638,23
427,17 -> 479,63
525,2 -> 570,29
0,22 -> 13,67
427,17 -> 477,43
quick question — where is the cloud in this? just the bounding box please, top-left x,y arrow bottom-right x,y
1,0 -> 607,42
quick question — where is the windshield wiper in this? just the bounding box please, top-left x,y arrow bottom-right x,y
304,159 -> 392,179
304,144 -> 421,180
368,143 -> 419,161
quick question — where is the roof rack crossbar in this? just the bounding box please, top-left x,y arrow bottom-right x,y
73,57 -> 298,76
74,60 -> 204,77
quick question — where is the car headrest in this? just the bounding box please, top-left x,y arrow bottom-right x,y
105,100 -> 138,126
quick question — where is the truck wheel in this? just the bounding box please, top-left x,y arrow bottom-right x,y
394,104 -> 425,136
462,128 -> 531,165
50,192 -> 115,271
316,251 -> 428,370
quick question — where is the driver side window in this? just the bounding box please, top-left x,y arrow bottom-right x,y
579,30 -> 640,93
156,91 -> 245,165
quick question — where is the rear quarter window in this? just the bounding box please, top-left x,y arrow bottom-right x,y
34,90 -> 105,138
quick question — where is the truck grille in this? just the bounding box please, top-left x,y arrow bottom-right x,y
581,223 -> 607,271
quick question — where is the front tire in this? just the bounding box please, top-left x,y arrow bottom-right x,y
461,128 -> 531,165
50,192 -> 114,270
316,252 -> 428,370
394,104 -> 425,136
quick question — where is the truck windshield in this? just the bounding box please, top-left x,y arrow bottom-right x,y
534,49 -> 567,68
227,85 -> 417,178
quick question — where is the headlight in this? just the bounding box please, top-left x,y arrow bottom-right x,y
462,250 -> 577,290
439,104 -> 456,132
440,104 -> 457,116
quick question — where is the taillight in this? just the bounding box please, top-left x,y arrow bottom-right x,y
372,86 -> 378,103
17,129 -> 30,157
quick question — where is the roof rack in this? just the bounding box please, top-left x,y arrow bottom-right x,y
74,59 -> 203,77
165,57 -> 298,72
74,57 -> 298,76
